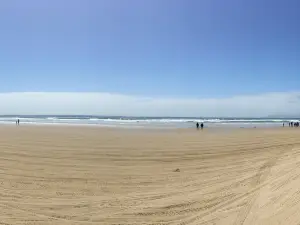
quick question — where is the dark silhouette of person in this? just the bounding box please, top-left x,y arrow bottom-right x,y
196,122 -> 199,130
17,119 -> 20,125
201,123 -> 204,129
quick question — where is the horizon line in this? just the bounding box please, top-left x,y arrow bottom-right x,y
0,114 -> 299,119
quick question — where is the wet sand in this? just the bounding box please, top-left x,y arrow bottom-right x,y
0,126 -> 300,224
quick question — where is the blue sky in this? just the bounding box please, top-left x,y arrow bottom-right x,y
0,0 -> 299,116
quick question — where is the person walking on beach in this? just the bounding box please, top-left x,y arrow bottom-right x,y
17,119 -> 20,126
201,123 -> 204,130
196,122 -> 199,130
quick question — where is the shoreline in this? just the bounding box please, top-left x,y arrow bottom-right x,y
4,122 -> 293,134
7,121 -> 281,127
2,121 -> 291,130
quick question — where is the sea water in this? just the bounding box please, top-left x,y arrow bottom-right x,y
1,115 -> 298,129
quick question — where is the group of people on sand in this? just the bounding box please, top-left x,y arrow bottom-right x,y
288,122 -> 299,127
196,122 -> 204,130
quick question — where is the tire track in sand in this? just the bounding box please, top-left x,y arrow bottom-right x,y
179,147 -> 288,225
234,148 -> 284,225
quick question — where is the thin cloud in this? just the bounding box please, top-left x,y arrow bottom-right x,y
0,91 -> 299,117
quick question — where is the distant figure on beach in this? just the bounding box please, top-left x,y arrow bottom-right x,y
200,123 -> 204,130
196,122 -> 199,130
283,123 -> 284,127
17,119 -> 20,126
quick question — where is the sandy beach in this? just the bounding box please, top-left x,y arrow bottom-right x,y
0,126 -> 300,224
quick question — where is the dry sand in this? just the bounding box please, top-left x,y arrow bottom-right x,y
0,126 -> 300,224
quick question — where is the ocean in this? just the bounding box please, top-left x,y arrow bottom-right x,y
2,115 -> 299,129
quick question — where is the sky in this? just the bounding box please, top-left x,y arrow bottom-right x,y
0,0 -> 299,116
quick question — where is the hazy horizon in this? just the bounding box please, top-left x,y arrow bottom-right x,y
0,114 -> 299,119
0,91 -> 298,117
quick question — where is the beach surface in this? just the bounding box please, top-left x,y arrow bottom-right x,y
1,126 -> 300,224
